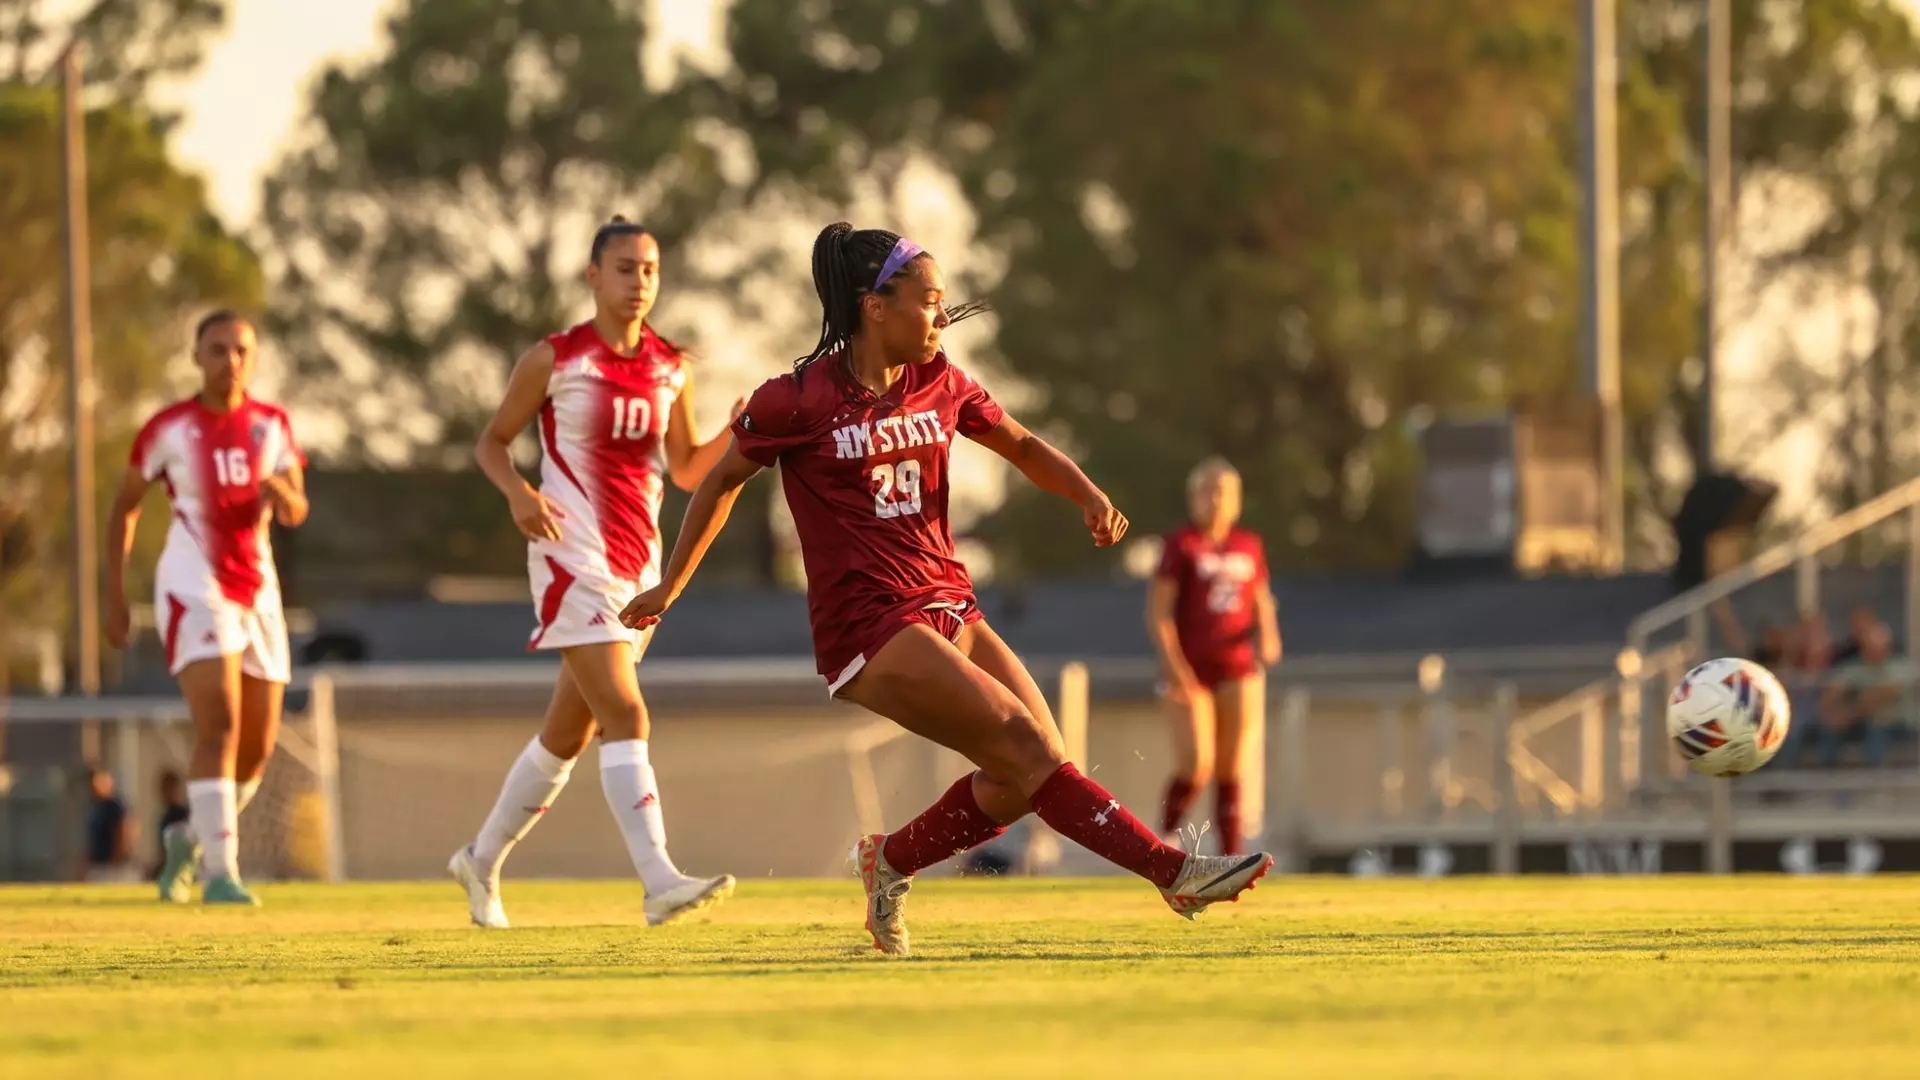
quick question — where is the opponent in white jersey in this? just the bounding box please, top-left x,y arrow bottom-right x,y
104,311 -> 310,906
449,216 -> 739,928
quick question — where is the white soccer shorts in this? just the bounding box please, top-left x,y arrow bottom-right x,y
526,551 -> 659,652
157,588 -> 292,684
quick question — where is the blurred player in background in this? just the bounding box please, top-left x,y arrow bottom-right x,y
620,222 -> 1272,956
105,311 -> 309,906
1147,458 -> 1281,855
449,216 -> 738,929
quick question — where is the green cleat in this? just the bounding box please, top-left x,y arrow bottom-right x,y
157,823 -> 199,904
201,875 -> 260,906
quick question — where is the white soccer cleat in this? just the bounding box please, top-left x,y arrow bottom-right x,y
1160,850 -> 1274,920
644,872 -> 736,927
852,833 -> 913,956
448,846 -> 509,929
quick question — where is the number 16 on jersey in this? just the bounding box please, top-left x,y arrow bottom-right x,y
211,448 -> 251,487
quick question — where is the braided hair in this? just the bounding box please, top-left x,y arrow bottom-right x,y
794,222 -> 987,395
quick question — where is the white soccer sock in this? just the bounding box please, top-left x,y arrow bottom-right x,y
471,736 -> 576,877
599,739 -> 684,894
236,777 -> 262,818
187,778 -> 239,881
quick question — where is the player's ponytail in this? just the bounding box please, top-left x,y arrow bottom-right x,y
792,221 -> 990,377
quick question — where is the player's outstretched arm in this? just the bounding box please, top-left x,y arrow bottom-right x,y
620,442 -> 763,628
970,414 -> 1129,547
662,369 -> 748,492
103,466 -> 152,650
477,343 -> 565,542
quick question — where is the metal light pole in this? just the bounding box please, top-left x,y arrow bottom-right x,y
1581,0 -> 1624,572
59,43 -> 101,707
1700,0 -> 1731,474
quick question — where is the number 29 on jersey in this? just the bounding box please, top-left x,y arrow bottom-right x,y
871,459 -> 923,519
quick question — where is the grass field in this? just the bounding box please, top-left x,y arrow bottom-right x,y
2,876 -> 1917,1079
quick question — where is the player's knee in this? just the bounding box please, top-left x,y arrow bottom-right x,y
193,723 -> 239,758
594,701 -> 650,742
543,727 -> 593,761
1179,763 -> 1214,789
981,710 -> 1063,783
1180,746 -> 1214,788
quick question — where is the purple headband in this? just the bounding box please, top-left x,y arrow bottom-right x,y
872,238 -> 925,291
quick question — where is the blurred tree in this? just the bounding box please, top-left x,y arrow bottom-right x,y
708,0 -> 1583,573
704,0 -> 1920,573
257,0 -> 736,467
1618,0 -> 1920,557
0,82 -> 261,682
0,0 -> 226,109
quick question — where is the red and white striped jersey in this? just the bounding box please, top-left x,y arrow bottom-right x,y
535,321 -> 687,585
130,397 -> 304,608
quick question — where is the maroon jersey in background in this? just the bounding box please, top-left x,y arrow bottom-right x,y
732,351 -> 1004,689
1156,523 -> 1270,685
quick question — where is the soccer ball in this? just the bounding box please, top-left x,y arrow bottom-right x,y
1665,657 -> 1792,777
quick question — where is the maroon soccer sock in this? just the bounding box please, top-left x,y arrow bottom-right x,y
1031,763 -> 1187,889
1214,780 -> 1242,856
1160,776 -> 1198,835
882,773 -> 1007,876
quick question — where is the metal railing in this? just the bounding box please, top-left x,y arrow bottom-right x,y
1627,476 -> 1920,662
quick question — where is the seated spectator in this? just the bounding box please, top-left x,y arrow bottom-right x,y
1812,614 -> 1916,768
74,766 -> 137,883
1770,614 -> 1833,768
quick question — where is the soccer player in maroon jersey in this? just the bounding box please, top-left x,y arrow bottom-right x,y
1148,458 -> 1282,856
448,217 -> 737,929
105,311 -> 309,906
620,222 -> 1273,955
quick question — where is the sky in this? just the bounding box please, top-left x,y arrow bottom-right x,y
168,0 -> 727,225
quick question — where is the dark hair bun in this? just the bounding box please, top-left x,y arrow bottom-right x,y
609,214 -> 631,224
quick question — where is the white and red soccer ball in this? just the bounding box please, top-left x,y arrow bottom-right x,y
1665,657 -> 1792,777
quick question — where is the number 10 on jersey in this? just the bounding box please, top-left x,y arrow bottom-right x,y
872,459 -> 923,519
610,396 -> 653,440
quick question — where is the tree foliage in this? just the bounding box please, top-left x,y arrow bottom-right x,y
0,0 -> 226,107
0,81 -> 261,667
259,0 -> 1920,575
701,0 -> 1920,571
258,0 -> 734,465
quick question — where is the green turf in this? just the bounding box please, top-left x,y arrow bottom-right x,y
2,876 -> 1916,1078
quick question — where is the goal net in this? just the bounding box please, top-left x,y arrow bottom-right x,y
6,657 -> 1128,883
0,693 -> 339,883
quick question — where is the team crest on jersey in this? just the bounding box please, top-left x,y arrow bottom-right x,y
249,419 -> 271,448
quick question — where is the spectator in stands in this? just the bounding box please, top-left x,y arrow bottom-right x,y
1750,623 -> 1790,668
74,767 -> 136,883
1769,612 -> 1834,768
147,770 -> 190,882
1813,612 -> 1915,768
